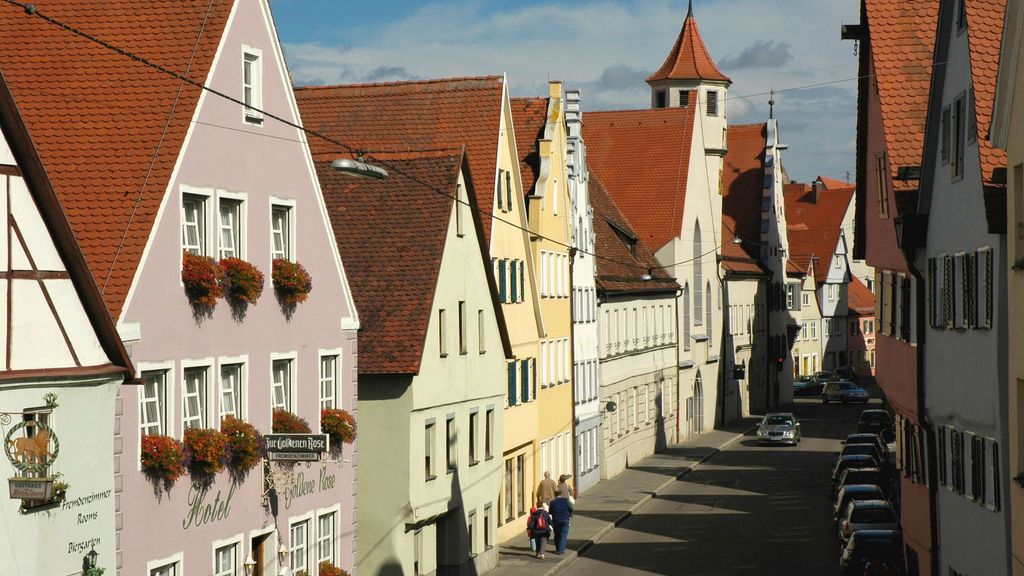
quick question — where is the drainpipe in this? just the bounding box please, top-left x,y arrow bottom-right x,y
569,246 -> 579,487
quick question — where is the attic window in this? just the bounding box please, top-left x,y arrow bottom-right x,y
656,90 -> 667,109
679,90 -> 690,108
242,47 -> 263,125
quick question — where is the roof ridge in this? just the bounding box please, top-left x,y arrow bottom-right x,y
294,75 -> 503,92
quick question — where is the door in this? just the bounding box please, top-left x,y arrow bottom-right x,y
693,373 -> 704,434
252,532 -> 273,576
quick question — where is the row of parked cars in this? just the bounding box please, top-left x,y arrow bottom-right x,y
833,409 -> 903,575
794,368 -> 872,404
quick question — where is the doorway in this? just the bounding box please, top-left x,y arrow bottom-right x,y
693,373 -> 704,434
251,531 -> 275,576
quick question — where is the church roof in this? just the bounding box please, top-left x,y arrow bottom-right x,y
647,1 -> 731,84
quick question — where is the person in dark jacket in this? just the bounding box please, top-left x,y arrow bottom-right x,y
527,503 -> 552,559
548,495 -> 573,554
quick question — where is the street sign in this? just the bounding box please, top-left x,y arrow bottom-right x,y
264,434 -> 329,462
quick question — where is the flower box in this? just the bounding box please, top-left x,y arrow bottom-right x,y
182,427 -> 229,478
140,434 -> 185,484
221,415 -> 262,477
272,408 -> 311,434
182,252 -> 224,307
318,561 -> 351,576
220,257 -> 265,304
272,259 -> 313,306
321,408 -> 357,447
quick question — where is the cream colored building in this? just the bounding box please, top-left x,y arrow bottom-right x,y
991,0 -> 1023,571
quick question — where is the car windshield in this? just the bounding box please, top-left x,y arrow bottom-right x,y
844,471 -> 881,484
852,508 -> 896,523
843,445 -> 874,456
840,382 -> 859,390
765,416 -> 793,426
853,536 -> 897,551
862,413 -> 889,423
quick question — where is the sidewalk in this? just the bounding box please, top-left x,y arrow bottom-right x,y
488,417 -> 759,576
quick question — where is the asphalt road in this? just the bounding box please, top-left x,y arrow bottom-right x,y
559,396 -> 883,576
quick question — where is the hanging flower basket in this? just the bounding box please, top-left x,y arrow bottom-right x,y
140,434 -> 186,485
182,252 -> 224,307
182,428 -> 229,478
272,408 -> 311,434
321,408 -> 357,447
220,258 -> 265,304
318,561 -> 351,576
272,259 -> 313,306
221,415 -> 263,477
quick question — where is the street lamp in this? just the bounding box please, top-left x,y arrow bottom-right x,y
84,547 -> 99,569
330,158 -> 389,180
244,554 -> 256,576
278,543 -> 289,568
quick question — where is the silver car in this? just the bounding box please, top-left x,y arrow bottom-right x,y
756,413 -> 801,445
837,499 -> 899,544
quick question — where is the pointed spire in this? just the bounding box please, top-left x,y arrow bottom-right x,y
647,2 -> 731,85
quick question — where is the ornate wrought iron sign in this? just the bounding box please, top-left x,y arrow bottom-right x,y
5,419 -> 59,474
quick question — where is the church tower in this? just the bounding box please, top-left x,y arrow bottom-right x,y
647,0 -> 730,155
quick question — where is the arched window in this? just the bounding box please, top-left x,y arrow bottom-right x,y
683,283 -> 691,351
706,281 -> 713,342
693,221 -> 703,326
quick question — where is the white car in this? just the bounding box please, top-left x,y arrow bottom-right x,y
756,413 -> 801,445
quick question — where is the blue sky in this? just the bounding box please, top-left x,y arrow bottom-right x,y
269,0 -> 861,184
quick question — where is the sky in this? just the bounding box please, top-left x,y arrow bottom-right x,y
269,0 -> 861,185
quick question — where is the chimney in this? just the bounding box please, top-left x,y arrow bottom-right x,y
811,181 -> 820,204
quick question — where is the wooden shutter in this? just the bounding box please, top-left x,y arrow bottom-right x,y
943,256 -> 953,329
983,249 -> 993,328
928,258 -> 937,328
498,260 -> 507,303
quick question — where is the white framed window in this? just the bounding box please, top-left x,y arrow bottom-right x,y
270,201 -> 295,261
459,301 -> 468,355
140,369 -> 169,437
218,361 -> 245,421
182,365 -> 210,430
182,193 -> 208,256
317,509 -> 338,565
242,46 -> 263,124
218,195 -> 245,260
212,534 -> 243,576
485,407 -> 495,460
271,355 -> 296,411
148,552 -> 184,576
319,352 -> 340,410
478,309 -> 486,354
289,518 -> 310,573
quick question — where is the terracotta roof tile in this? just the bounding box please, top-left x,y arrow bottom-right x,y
294,77 -> 505,242
784,182 -> 855,283
591,175 -> 679,294
0,1 -> 234,318
510,97 -> 548,196
584,107 -> 695,250
847,276 -> 875,316
319,152 -> 460,375
721,123 -> 766,272
647,7 -> 730,84
864,0 -> 940,193
964,0 -> 1008,185
816,175 -> 853,189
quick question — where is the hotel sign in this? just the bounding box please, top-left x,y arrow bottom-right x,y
9,477 -> 53,500
265,434 -> 329,462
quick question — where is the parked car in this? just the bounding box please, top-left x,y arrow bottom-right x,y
822,381 -> 870,404
837,443 -> 887,467
845,433 -> 889,453
835,366 -> 858,382
858,409 -> 894,437
839,530 -> 902,576
813,370 -> 837,384
832,455 -> 882,489
837,500 -> 899,544
793,375 -> 822,396
833,484 -> 887,522
756,413 -> 801,445
835,468 -> 888,499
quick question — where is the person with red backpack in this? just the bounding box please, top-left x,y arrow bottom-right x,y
527,502 -> 553,559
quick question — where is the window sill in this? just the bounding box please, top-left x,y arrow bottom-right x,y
485,455 -> 494,461
426,474 -> 437,482
447,468 -> 456,475
469,459 -> 479,467
440,353 -> 449,358
244,116 -> 264,126
460,351 -> 468,356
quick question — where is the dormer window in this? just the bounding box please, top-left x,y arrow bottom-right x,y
656,90 -> 667,109
242,47 -> 263,125
679,90 -> 690,108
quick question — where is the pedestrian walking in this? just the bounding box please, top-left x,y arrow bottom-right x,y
548,494 -> 573,555
526,506 -> 537,552
557,473 -> 576,502
527,503 -> 552,559
536,471 -> 557,505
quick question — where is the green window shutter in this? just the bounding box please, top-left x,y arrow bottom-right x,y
498,260 -> 507,303
985,249 -> 993,328
497,171 -> 504,210
519,261 -> 526,303
510,260 -> 518,302
531,358 -> 537,400
506,171 -> 513,210
507,361 -> 517,406
520,359 -> 529,403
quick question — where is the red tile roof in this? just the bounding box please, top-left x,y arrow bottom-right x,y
584,107 -> 696,251
294,77 -> 505,242
864,0 -> 939,193
647,5 -> 730,84
511,97 -> 548,196
784,183 -> 855,283
591,175 -> 679,295
847,276 -> 875,316
318,150 -> 509,374
721,123 -> 767,274
816,175 -> 853,190
964,0 -> 1008,185
0,1 -> 234,318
